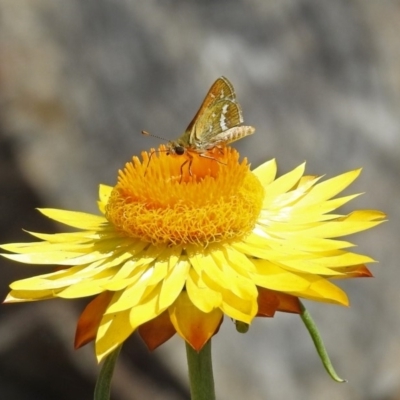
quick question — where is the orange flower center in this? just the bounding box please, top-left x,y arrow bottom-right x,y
105,146 -> 264,246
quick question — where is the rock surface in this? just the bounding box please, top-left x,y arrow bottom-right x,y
0,1 -> 398,399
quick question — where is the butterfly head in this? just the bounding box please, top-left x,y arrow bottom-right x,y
167,140 -> 187,156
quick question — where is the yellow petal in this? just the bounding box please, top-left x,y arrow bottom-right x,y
252,259 -> 348,305
4,289 -> 56,302
295,169 -> 361,206
96,304 -> 132,362
285,251 -> 375,268
210,247 -> 258,299
1,251 -> 84,265
201,272 -> 257,323
129,286 -> 164,329
264,176 -> 321,210
105,274 -> 154,314
24,230 -> 102,243
223,245 -> 257,275
158,255 -> 190,310
300,218 -> 384,238
10,265 -> 87,291
251,260 -> 310,292
169,291 -> 223,351
342,210 -> 386,221
262,163 -> 306,206
96,287 -> 163,360
263,194 -> 361,224
296,276 -> 349,305
252,159 -> 277,186
57,278 -> 109,298
101,262 -> 147,291
38,209 -> 107,230
98,185 -> 113,214
186,268 -> 222,313
188,247 -> 257,302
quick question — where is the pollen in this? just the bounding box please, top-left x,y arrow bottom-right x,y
105,146 -> 264,246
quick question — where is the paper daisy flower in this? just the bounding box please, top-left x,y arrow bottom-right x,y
1,146 -> 385,361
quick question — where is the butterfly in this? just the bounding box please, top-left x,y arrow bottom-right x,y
167,76 -> 255,156
142,77 -> 254,178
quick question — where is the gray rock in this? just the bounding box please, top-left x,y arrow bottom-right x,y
0,1 -> 398,399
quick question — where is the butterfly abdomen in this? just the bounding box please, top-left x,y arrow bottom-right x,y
208,126 -> 255,148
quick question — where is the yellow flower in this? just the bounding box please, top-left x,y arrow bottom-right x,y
1,146 -> 385,361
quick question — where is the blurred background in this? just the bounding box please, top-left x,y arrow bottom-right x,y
0,1 -> 398,399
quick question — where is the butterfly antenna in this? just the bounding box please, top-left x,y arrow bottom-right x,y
141,130 -> 169,143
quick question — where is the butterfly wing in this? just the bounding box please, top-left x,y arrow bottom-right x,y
180,77 -> 244,149
194,98 -> 243,144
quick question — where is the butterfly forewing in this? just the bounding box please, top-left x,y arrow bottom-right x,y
185,77 -> 237,132
183,77 -> 243,145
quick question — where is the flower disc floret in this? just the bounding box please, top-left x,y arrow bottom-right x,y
105,147 -> 264,246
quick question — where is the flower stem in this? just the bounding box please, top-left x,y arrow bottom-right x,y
185,340 -> 216,400
94,345 -> 122,400
299,302 -> 346,382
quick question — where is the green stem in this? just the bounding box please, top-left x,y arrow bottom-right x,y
299,302 -> 346,382
185,340 -> 216,400
94,345 -> 122,400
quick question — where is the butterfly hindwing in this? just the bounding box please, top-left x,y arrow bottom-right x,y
192,99 -> 242,146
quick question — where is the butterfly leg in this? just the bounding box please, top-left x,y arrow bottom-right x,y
179,159 -> 189,183
198,151 -> 227,166
144,150 -> 157,176
178,151 -> 195,183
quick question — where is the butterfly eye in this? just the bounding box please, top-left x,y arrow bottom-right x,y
175,146 -> 185,155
